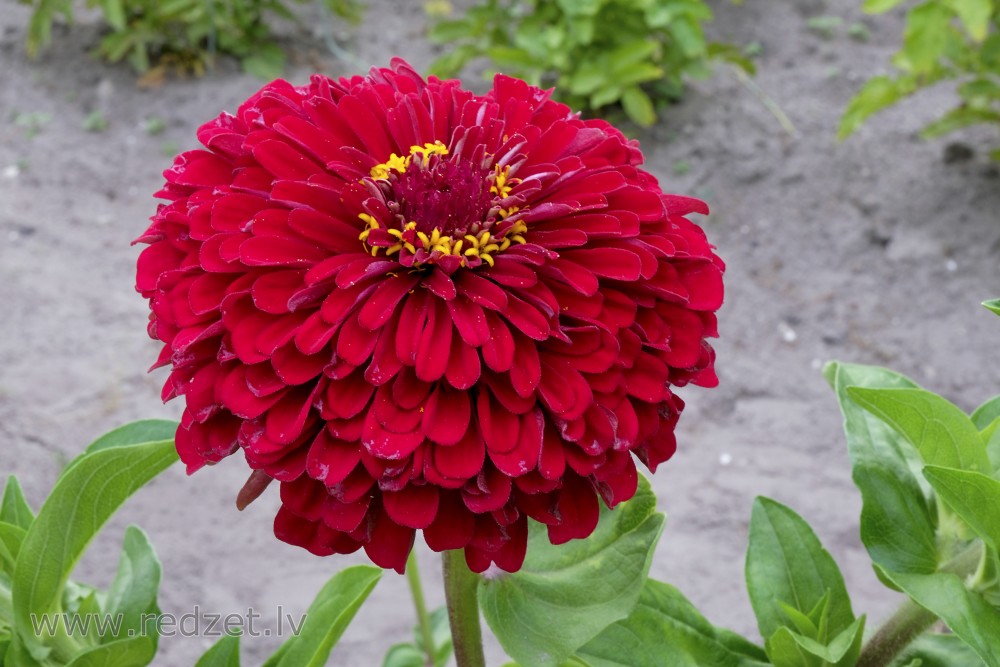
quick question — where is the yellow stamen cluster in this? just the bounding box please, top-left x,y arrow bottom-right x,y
490,164 -> 519,199
359,216 -> 528,268
369,141 -> 449,180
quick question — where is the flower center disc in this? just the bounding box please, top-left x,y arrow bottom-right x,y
358,143 -> 526,271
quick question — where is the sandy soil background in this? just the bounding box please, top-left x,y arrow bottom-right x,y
2,0 -> 999,664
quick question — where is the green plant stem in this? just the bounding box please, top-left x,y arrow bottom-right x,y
855,598 -> 937,667
442,550 -> 485,667
856,544 -> 985,667
406,550 -> 436,666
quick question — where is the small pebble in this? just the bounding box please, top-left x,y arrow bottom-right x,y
2,165 -> 19,179
810,358 -> 823,370
719,453 -> 733,466
778,321 -> 798,343
945,259 -> 957,272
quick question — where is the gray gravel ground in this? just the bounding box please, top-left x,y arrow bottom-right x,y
2,0 -> 999,664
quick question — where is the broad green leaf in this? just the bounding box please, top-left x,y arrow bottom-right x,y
100,0 -> 126,30
863,0 -> 906,12
84,419 -> 178,455
272,565 -> 381,667
64,636 -> 156,667
195,634 -> 242,667
983,300 -> 1000,317
899,2 -> 952,72
879,568 -> 1000,666
855,462 -> 938,575
959,79 -> 1000,102
892,632 -> 985,666
971,396 -> 1000,429
764,617 -> 865,667
480,476 -> 664,667
0,524 -> 27,577
846,387 -> 991,474
382,644 -> 425,667
824,362 -> 922,475
621,86 -> 657,126
1,478 -> 34,530
949,0 -> 992,41
103,526 -> 161,645
12,434 -> 178,656
924,466 -> 1000,551
838,76 -> 917,139
575,580 -> 769,667
921,108 -> 1000,139
745,497 -> 855,640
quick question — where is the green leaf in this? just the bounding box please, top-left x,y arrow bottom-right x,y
0,478 -> 34,531
893,632 -> 988,666
64,636 -> 156,667
480,476 -> 664,667
11,432 -> 178,656
846,387 -> 991,474
195,634 -> 242,667
838,75 -> 916,138
575,580 -> 770,667
100,0 -> 126,30
948,0 -> 992,41
924,466 -> 1000,551
0,524 -> 28,578
84,419 -> 177,456
242,43 -> 285,80
271,565 -> 381,667
104,526 -> 161,645
879,567 -> 1000,667
621,86 -> 657,126
863,0 -> 906,13
382,644 -> 425,667
921,108 -> 1000,139
764,617 -> 865,667
983,300 -> 1000,318
427,18 -> 475,43
745,497 -> 855,640
854,462 -> 938,575
899,2 -> 952,72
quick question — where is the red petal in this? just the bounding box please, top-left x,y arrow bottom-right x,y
307,429 -> 361,485
548,475 -> 599,545
424,492 -> 475,551
477,390 -> 521,454
422,383 -> 471,445
358,273 -> 422,330
383,484 -> 440,529
363,506 -> 415,574
490,408 -> 543,477
415,300 -> 453,382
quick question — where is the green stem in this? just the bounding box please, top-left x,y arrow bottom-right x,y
442,550 -> 486,667
856,543 -> 985,667
855,599 -> 937,667
406,550 -> 436,667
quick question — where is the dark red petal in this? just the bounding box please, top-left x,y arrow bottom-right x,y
424,492 -> 475,551
383,484 -> 440,529
432,428 -> 486,481
490,408 -> 544,477
548,475 -> 600,545
358,273 -> 423,330
477,390 -> 521,454
307,429 -> 361,485
422,383 -> 471,446
363,506 -> 415,574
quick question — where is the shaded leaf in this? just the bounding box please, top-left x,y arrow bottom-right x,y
272,565 -> 381,667
195,634 -> 242,667
11,431 -> 178,657
0,478 -> 34,531
923,466 -> 1000,552
880,568 -> 1000,667
745,497 -> 855,640
575,580 -> 769,667
846,387 -> 991,474
480,477 -> 664,667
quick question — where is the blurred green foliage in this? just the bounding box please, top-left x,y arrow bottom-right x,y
18,0 -> 363,78
427,0 -> 753,127
840,0 -> 1000,160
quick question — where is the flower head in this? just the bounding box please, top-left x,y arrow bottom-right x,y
135,59 -> 724,573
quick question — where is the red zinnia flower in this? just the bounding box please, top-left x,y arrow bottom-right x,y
135,59 -> 723,574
